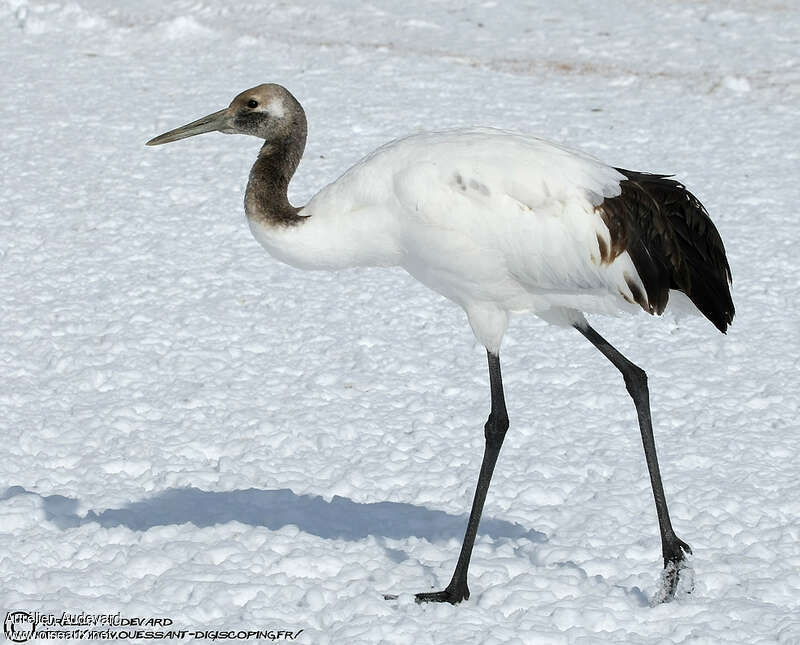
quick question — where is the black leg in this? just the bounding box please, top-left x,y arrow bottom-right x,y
575,322 -> 691,601
415,350 -> 509,604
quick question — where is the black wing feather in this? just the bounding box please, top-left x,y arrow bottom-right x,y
598,169 -> 734,333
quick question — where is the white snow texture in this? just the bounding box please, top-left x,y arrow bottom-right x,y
1,1 -> 799,644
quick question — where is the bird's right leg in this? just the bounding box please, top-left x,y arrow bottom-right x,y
414,350 -> 509,605
574,322 -> 692,603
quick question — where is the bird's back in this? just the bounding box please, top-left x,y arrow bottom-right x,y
304,128 -> 733,330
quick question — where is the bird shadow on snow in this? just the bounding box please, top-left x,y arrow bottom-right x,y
2,486 -> 546,554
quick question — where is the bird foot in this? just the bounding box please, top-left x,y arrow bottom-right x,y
415,582 -> 470,605
650,537 -> 694,605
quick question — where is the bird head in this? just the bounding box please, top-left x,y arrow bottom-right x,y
146,84 -> 306,147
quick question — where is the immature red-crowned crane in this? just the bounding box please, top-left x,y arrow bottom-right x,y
147,83 -> 733,605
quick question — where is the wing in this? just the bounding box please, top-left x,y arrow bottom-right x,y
306,128 -> 733,330
598,169 -> 734,331
379,129 -> 647,312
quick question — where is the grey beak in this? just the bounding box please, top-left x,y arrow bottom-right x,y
146,108 -> 231,146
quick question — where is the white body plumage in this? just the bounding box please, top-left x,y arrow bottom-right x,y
248,128 -> 647,351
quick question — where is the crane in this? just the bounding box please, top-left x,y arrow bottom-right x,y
147,83 -> 734,605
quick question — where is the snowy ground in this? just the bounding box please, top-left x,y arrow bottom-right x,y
2,0 -> 799,643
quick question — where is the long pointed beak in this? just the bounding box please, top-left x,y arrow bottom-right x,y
146,108 -> 231,146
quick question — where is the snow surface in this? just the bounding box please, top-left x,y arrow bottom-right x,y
1,0 -> 799,643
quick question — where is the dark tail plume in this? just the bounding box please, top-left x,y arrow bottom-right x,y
599,169 -> 734,333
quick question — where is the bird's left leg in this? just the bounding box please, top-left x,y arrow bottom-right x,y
574,322 -> 692,603
415,350 -> 509,604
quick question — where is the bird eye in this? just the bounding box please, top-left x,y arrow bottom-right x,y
247,99 -> 259,109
